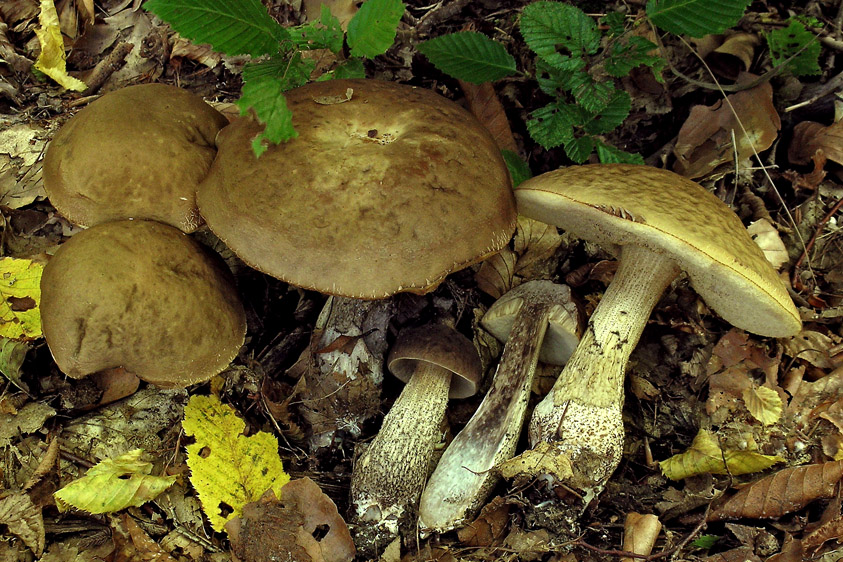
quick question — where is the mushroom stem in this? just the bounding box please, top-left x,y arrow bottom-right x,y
351,362 -> 452,528
529,245 -> 680,489
419,300 -> 551,532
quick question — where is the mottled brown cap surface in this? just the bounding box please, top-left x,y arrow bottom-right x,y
43,83 -> 228,233
515,164 -> 801,338
40,220 -> 246,387
198,79 -> 516,299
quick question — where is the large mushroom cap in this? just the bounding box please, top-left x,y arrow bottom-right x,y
43,83 -> 228,233
40,220 -> 246,387
515,164 -> 801,338
198,79 -> 516,299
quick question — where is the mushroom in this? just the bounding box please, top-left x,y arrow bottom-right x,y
350,323 -> 482,536
419,280 -> 581,532
514,164 -> 802,491
197,78 -> 516,299
43,83 -> 228,233
40,220 -> 246,387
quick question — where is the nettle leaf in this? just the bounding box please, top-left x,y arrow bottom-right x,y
417,31 -> 517,83
605,36 -> 664,77
595,140 -> 644,164
767,19 -> 821,76
520,1 -> 600,62
526,102 -> 582,149
647,0 -> 752,38
563,135 -> 595,163
143,0 -> 288,57
582,89 -> 630,135
290,5 -> 343,53
347,0 -> 404,58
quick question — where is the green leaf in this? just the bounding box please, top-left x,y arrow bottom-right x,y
520,1 -> 600,62
690,535 -> 721,550
290,5 -> 344,53
601,12 -> 627,37
582,89 -> 630,134
143,0 -> 288,57
347,0 -> 404,58
646,0 -> 752,38
766,19 -> 821,76
563,135 -> 595,163
526,102 -> 581,149
417,32 -> 517,83
572,80 -> 615,114
595,140 -> 644,164
318,58 -> 367,80
501,150 -> 532,187
535,57 -> 586,95
605,36 -> 664,77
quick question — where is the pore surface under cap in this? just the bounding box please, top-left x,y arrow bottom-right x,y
198,79 -> 516,299
515,164 -> 801,337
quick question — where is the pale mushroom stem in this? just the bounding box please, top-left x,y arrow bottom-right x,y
419,302 -> 550,532
351,362 -> 452,526
529,245 -> 680,489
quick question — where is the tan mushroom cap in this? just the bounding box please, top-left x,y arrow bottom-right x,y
387,323 -> 482,399
198,79 -> 516,299
515,164 -> 801,338
40,220 -> 246,387
43,83 -> 228,233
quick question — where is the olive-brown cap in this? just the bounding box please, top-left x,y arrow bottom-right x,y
198,79 -> 516,299
387,324 -> 482,399
515,164 -> 801,338
43,84 -> 228,233
40,220 -> 246,387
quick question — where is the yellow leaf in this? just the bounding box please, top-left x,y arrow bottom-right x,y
0,257 -> 43,340
659,429 -> 783,480
54,449 -> 176,513
33,0 -> 86,91
182,394 -> 290,533
742,385 -> 783,426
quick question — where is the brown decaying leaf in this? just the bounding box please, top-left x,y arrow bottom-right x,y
111,513 -> 177,562
673,75 -> 780,179
457,496 -> 510,547
701,547 -> 762,562
708,459 -> 843,522
23,437 -> 60,491
782,150 -> 827,192
621,512 -> 661,561
704,33 -> 761,80
789,120 -> 843,166
0,492 -> 45,556
802,513 -> 843,552
458,80 -> 518,153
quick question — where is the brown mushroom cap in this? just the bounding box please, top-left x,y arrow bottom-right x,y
198,79 -> 516,299
43,84 -> 228,233
387,323 -> 482,399
515,164 -> 801,338
40,220 -> 246,387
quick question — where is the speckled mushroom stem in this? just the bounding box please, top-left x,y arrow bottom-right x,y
529,245 -> 680,490
350,362 -> 451,530
419,301 -> 551,533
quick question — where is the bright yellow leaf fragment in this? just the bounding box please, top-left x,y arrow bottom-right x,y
183,394 -> 290,533
33,0 -> 86,91
659,429 -> 783,480
742,385 -> 783,426
0,257 -> 44,340
54,449 -> 176,513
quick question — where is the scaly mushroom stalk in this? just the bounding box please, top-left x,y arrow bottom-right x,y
529,245 -> 680,489
419,281 -> 579,532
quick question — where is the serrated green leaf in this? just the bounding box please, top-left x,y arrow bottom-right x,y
601,12 -> 627,37
646,0 -> 751,38
563,135 -> 595,163
595,140 -> 644,164
526,102 -> 581,149
290,5 -> 344,53
573,79 -> 615,114
535,57 -> 585,95
417,32 -> 517,83
143,0 -> 288,57
766,19 -> 821,76
347,0 -> 404,58
582,89 -> 630,134
605,35 -> 664,77
501,150 -> 532,187
520,1 -> 600,62
317,58 -> 367,80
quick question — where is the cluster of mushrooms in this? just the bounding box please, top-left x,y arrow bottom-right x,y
42,79 -> 803,546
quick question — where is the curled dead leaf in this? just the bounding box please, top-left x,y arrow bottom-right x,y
789,120 -> 843,166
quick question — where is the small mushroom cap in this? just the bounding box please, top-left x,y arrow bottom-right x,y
198,79 -> 516,299
43,84 -> 228,233
515,164 -> 801,338
387,324 -> 482,399
480,280 -> 581,365
40,220 -> 246,387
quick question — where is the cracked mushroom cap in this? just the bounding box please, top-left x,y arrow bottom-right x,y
198,79 -> 516,299
40,220 -> 246,387
515,164 -> 801,338
43,83 -> 228,233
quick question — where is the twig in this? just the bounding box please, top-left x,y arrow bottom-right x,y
81,42 -> 134,96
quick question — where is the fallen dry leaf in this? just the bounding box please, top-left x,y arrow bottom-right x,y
704,32 -> 761,80
708,459 -> 843,522
789,119 -> 843,166
784,329 -> 839,371
746,218 -> 789,270
621,512 -> 662,562
111,513 -> 177,562
0,492 -> 45,557
459,80 -> 518,153
457,496 -> 510,547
